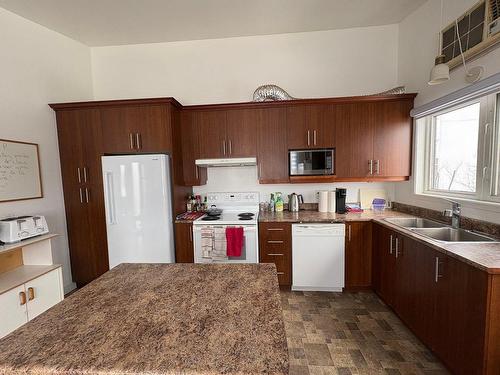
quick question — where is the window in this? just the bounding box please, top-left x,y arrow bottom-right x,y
440,0 -> 500,68
420,91 -> 500,203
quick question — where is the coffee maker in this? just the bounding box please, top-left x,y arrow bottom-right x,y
335,188 -> 347,214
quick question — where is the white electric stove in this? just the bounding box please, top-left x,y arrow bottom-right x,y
192,192 -> 259,263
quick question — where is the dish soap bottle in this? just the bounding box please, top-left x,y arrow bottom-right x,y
275,192 -> 284,212
269,193 -> 275,212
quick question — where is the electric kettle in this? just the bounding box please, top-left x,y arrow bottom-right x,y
288,193 -> 303,212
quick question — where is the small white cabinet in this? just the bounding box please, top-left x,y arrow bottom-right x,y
0,268 -> 63,338
0,285 -> 27,338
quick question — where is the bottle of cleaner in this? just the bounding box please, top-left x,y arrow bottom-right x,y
269,193 -> 275,212
275,192 -> 284,212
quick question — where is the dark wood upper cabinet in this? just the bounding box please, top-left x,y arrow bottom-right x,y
373,100 -> 413,177
100,105 -> 172,153
179,111 -> 207,186
286,104 -> 335,149
257,107 -> 289,183
196,110 -> 227,159
344,221 -> 372,290
225,109 -> 257,157
335,103 -> 375,178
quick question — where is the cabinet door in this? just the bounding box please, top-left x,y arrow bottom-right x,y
101,105 -> 171,153
345,221 -> 372,289
335,103 -> 375,178
174,223 -> 194,263
257,108 -> 289,184
26,269 -> 63,320
180,111 -> 207,186
377,226 -> 397,307
196,110 -> 227,159
372,100 -> 412,177
0,285 -> 28,338
225,109 -> 257,157
394,236 -> 417,328
306,104 -> 335,148
286,105 -> 309,149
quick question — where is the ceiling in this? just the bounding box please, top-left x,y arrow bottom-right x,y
0,0 -> 426,46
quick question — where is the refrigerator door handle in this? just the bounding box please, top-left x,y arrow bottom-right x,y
105,172 -> 117,225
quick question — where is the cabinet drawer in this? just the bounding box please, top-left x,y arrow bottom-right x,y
260,254 -> 291,286
259,222 -> 291,241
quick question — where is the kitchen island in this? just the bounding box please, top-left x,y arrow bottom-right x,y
0,263 -> 289,375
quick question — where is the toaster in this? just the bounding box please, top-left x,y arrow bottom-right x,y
0,215 -> 49,244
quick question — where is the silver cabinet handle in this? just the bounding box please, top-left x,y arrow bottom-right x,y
348,224 -> 351,242
79,188 -> 83,204
77,168 -> 82,183
129,133 -> 135,150
267,253 -> 284,256
195,165 -> 199,179
222,140 -> 226,156
267,228 -> 284,231
375,160 -> 380,175
135,133 -> 142,150
83,167 -> 88,183
395,237 -> 399,258
277,272 -> 285,275
313,130 -> 317,146
267,240 -> 284,244
369,160 -> 373,175
189,229 -> 193,242
307,130 -> 310,146
228,140 -> 232,155
435,257 -> 443,282
389,234 -> 393,254
85,187 -> 90,203
258,162 -> 261,179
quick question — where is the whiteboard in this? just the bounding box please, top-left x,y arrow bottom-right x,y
0,139 -> 43,202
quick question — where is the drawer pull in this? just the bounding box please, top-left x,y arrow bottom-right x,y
19,291 -> 26,306
267,240 -> 284,244
28,287 -> 35,301
277,272 -> 285,275
267,253 -> 284,256
267,228 -> 284,231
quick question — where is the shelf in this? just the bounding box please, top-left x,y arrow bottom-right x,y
0,234 -> 58,255
0,264 -> 61,295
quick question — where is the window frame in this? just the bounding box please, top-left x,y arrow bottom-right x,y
419,92 -> 500,204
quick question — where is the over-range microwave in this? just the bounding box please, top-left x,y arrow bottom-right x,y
289,149 -> 334,176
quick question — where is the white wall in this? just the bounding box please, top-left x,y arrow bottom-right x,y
396,0 -> 500,223
91,25 -> 399,105
0,8 -> 94,292
193,167 -> 395,207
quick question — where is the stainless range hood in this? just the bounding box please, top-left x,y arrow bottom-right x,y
195,157 -> 257,167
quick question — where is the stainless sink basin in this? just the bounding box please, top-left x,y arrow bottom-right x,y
411,227 -> 497,243
384,217 -> 447,228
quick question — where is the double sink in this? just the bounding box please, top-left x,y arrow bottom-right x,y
384,217 -> 497,243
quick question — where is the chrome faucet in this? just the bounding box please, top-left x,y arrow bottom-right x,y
443,200 -> 461,229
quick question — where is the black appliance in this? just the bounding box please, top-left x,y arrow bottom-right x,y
335,188 -> 347,214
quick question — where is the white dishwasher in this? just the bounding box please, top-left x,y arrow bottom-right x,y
292,224 -> 345,292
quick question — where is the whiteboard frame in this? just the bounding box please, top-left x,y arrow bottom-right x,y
0,138 -> 43,203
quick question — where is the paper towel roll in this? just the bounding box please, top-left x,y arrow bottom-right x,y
328,190 -> 336,212
318,191 -> 329,212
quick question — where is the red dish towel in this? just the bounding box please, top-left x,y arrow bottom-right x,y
226,227 -> 244,257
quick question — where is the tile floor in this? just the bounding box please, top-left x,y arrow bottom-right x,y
280,291 -> 449,375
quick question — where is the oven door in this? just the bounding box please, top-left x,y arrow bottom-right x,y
193,225 -> 258,263
289,149 -> 334,176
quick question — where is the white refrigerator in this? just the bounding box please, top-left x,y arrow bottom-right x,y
102,154 -> 175,268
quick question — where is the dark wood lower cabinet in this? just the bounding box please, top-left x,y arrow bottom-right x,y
258,222 -> 292,287
344,221 -> 372,290
373,223 -> 499,375
174,223 -> 194,263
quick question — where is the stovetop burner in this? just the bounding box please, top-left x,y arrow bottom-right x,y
201,215 -> 220,221
238,212 -> 255,217
238,216 -> 254,220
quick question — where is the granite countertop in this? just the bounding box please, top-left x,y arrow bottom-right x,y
0,263 -> 289,375
259,209 -> 500,275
